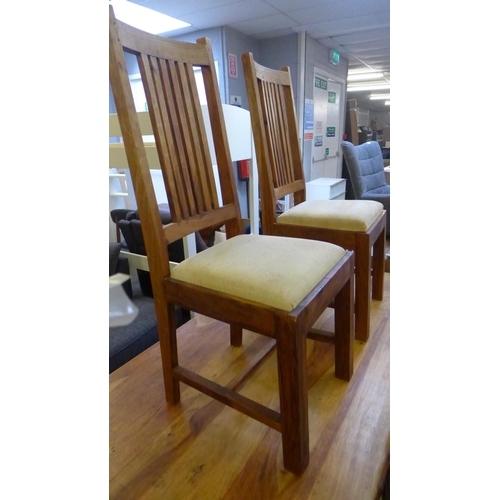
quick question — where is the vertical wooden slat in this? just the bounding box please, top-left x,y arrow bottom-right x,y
139,54 -> 186,221
166,60 -> 198,217
271,83 -> 284,185
277,84 -> 294,185
260,81 -> 281,188
185,63 -> 219,211
266,82 -> 284,187
197,37 -> 241,239
257,80 -> 272,185
272,83 -> 291,186
157,58 -> 192,219
176,62 -> 206,214
156,57 -> 192,218
282,67 -> 306,205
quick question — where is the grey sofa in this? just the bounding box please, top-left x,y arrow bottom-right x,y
341,140 -> 390,237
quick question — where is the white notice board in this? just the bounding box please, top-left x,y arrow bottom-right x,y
312,68 -> 343,175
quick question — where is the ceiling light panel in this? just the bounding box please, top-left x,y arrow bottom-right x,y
347,83 -> 390,91
110,0 -> 190,34
347,72 -> 384,81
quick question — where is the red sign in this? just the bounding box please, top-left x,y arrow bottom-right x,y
228,53 -> 237,79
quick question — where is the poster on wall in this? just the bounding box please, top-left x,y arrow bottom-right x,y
314,119 -> 323,146
304,98 -> 314,140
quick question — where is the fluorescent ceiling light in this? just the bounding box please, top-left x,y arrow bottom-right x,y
348,68 -> 379,75
347,84 -> 390,91
347,72 -> 384,81
369,94 -> 391,100
109,0 -> 190,34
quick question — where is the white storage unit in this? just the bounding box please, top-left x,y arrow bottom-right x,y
306,177 -> 346,201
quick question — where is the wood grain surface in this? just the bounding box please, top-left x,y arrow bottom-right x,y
109,276 -> 390,499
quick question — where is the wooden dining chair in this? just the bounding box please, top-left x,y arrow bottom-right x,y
242,52 -> 387,343
109,7 -> 355,475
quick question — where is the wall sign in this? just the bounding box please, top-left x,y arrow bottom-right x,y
228,53 -> 238,79
329,50 -> 340,66
314,76 -> 328,90
230,95 -> 242,107
304,98 -> 314,140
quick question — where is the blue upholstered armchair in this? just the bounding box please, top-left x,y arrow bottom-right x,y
341,140 -> 390,236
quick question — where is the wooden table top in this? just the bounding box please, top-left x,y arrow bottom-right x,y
110,276 -> 390,499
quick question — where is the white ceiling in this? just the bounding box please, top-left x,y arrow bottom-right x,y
129,0 -> 390,112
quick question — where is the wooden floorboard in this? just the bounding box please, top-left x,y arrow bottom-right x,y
109,276 -> 390,500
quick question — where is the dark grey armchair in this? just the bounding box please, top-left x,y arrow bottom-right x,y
341,140 -> 390,236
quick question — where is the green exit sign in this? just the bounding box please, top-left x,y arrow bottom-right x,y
314,76 -> 328,90
329,50 -> 340,66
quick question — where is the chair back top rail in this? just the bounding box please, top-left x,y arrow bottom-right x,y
109,7 -> 242,273
242,52 -> 306,218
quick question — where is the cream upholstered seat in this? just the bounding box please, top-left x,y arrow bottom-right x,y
242,52 -> 387,343
277,200 -> 383,233
109,7 -> 355,475
172,234 -> 346,312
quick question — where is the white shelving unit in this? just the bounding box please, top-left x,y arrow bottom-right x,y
306,177 -> 346,201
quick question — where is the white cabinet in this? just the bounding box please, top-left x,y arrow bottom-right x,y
306,177 -> 346,201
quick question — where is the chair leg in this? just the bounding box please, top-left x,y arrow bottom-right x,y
158,303 -> 180,405
371,225 -> 386,301
354,235 -> 371,342
334,270 -> 354,381
276,317 -> 309,475
230,324 -> 243,347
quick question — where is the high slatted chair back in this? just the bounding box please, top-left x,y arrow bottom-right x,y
109,6 -> 242,288
242,52 -> 306,234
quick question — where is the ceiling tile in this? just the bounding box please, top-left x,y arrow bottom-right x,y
264,0 -> 333,11
229,14 -> 299,35
294,14 -> 389,38
179,0 -> 282,28
250,28 -> 298,40
376,11 -> 390,23
287,0 -> 390,25
326,27 -> 390,45
344,39 -> 390,52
